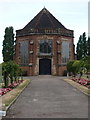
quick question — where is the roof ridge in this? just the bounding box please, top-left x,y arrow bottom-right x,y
34,9 -> 44,28
45,9 -> 55,28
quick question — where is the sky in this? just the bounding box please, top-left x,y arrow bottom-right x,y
0,0 -> 89,63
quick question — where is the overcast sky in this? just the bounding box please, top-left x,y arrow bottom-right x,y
0,0 -> 89,63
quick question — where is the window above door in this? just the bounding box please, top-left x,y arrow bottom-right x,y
39,40 -> 52,56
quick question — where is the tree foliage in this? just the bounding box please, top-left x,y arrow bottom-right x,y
67,60 -> 75,73
67,56 -> 90,77
82,56 -> 90,73
2,61 -> 22,87
76,32 -> 87,60
67,60 -> 80,76
76,35 -> 82,60
2,27 -> 15,62
87,37 -> 90,55
72,60 -> 81,76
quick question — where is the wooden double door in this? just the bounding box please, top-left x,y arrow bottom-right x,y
39,58 -> 51,75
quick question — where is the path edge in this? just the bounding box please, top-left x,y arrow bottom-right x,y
63,78 -> 90,96
4,79 -> 32,112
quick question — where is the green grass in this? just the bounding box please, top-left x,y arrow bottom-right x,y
81,75 -> 90,80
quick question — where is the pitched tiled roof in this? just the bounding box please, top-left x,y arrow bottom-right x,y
16,8 -> 74,37
23,8 -> 66,29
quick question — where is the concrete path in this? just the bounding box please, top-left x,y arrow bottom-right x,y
4,76 -> 88,118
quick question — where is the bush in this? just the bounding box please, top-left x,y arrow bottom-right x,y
67,56 -> 90,77
67,60 -> 80,77
2,61 -> 22,87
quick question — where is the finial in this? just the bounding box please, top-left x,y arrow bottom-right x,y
43,0 -> 45,9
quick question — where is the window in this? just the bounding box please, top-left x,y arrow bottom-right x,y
62,41 -> 69,64
20,41 -> 29,65
39,40 -> 52,55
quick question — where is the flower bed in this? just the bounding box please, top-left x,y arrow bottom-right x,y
0,88 -> 12,96
71,78 -> 90,89
0,80 -> 24,96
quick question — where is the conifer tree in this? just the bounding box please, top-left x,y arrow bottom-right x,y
76,32 -> 87,60
2,27 -> 14,62
76,35 -> 83,60
82,32 -> 87,57
87,37 -> 90,55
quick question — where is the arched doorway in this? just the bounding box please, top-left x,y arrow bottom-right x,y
39,58 -> 51,75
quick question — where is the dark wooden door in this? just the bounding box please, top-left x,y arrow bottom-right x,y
39,58 -> 51,75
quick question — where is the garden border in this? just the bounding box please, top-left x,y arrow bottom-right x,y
63,78 -> 90,96
1,78 -> 32,112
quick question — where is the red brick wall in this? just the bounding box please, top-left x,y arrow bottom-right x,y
15,34 -> 74,76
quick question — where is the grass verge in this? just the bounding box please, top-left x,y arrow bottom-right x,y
64,78 -> 90,96
0,79 -> 31,111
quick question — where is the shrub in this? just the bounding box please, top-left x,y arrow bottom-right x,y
2,61 -> 22,87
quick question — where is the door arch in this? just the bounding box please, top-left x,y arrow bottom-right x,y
39,58 -> 51,75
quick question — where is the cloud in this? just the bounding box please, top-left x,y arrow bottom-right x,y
0,0 -> 88,63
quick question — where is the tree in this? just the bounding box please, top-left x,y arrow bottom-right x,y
67,60 -> 81,77
82,32 -> 87,57
2,27 -> 14,62
67,60 -> 75,74
2,61 -> 22,87
2,62 -> 10,87
87,37 -> 90,55
76,35 -> 83,60
13,63 -> 22,81
72,60 -> 81,76
83,56 -> 90,73
78,59 -> 86,79
76,32 -> 87,60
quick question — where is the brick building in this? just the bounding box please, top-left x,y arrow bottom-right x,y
15,8 -> 75,76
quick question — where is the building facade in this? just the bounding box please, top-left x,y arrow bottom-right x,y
15,8 -> 75,76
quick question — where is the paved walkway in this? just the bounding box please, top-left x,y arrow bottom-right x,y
5,76 -> 88,118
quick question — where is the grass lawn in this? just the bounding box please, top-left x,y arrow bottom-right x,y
0,78 -> 31,111
81,75 -> 90,80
